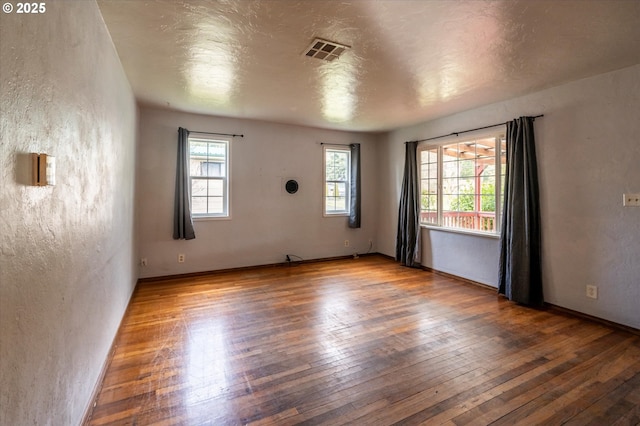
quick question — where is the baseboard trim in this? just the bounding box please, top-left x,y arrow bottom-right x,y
420,265 -> 498,293
379,253 -> 638,336
423,266 -> 638,335
80,285 -> 140,425
376,253 -> 498,292
545,304 -> 639,336
137,253 -> 379,283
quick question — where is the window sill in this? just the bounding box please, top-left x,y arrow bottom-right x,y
193,215 -> 231,222
421,224 -> 500,239
323,213 -> 350,218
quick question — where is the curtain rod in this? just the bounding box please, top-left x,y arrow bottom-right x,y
189,130 -> 244,138
406,114 -> 543,144
320,142 -> 355,146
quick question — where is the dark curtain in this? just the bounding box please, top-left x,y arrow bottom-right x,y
396,141 -> 421,267
498,116 -> 542,306
349,143 -> 361,228
173,127 -> 196,240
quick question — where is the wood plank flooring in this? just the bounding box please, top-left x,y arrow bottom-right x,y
86,255 -> 640,425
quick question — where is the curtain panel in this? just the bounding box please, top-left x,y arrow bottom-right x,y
498,116 -> 543,306
396,141 -> 421,267
173,127 -> 196,240
349,143 -> 361,228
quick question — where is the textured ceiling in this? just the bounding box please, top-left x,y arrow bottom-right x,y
97,0 -> 640,132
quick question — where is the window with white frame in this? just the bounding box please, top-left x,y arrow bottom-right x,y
323,145 -> 351,215
419,134 -> 506,234
189,135 -> 230,217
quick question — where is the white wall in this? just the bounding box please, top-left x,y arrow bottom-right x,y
137,107 -> 379,278
0,1 -> 137,424
378,65 -> 640,329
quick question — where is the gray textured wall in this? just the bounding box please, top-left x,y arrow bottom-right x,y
136,107 -> 379,278
0,1 -> 137,424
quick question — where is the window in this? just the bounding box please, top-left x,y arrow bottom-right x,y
189,135 -> 230,217
323,145 -> 351,215
419,134 -> 506,234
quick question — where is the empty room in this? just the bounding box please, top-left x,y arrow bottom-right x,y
1,0 -> 639,425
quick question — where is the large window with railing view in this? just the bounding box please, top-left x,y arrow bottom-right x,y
419,133 -> 506,234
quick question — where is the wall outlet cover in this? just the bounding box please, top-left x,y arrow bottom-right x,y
623,193 -> 640,207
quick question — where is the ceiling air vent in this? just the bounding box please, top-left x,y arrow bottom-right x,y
303,38 -> 350,62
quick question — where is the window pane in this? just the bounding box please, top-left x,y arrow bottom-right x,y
443,178 -> 458,194
443,194 -> 455,211
326,165 -> 336,181
442,159 -> 458,178
192,178 -> 207,196
208,179 -> 223,197
325,181 -> 348,213
326,197 -> 336,211
482,164 -> 496,178
192,196 -> 207,214
459,177 -> 474,194
190,141 -> 208,157
427,179 -> 438,194
190,158 -> 203,176
428,164 -> 437,179
459,159 -> 475,177
189,138 -> 230,217
208,142 -> 226,159
442,143 -> 458,161
442,211 -> 456,228
421,179 -> 429,193
422,211 -> 437,225
428,194 -> 437,210
326,151 -> 348,180
420,136 -> 503,233
208,196 -> 224,214
451,193 -> 474,212
419,147 -> 440,226
326,182 -> 337,197
480,195 -> 495,212
481,176 -> 495,195
324,148 -> 350,214
420,193 -> 429,210
479,212 -> 496,232
201,161 -> 224,177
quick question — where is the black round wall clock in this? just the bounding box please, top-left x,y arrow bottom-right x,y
285,179 -> 299,194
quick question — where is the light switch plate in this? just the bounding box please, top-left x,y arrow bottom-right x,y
623,193 -> 640,207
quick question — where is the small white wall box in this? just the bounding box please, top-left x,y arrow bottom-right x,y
31,153 -> 56,186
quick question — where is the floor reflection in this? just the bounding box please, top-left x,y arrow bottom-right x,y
185,318 -> 229,407
316,285 -> 355,362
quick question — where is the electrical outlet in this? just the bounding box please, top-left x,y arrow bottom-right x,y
586,285 -> 598,299
344,240 -> 349,247
623,193 -> 640,207
140,258 -> 147,267
178,254 -> 185,263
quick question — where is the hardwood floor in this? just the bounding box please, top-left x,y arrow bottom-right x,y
87,255 -> 640,425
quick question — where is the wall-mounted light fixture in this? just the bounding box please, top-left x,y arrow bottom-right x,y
31,153 -> 55,186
